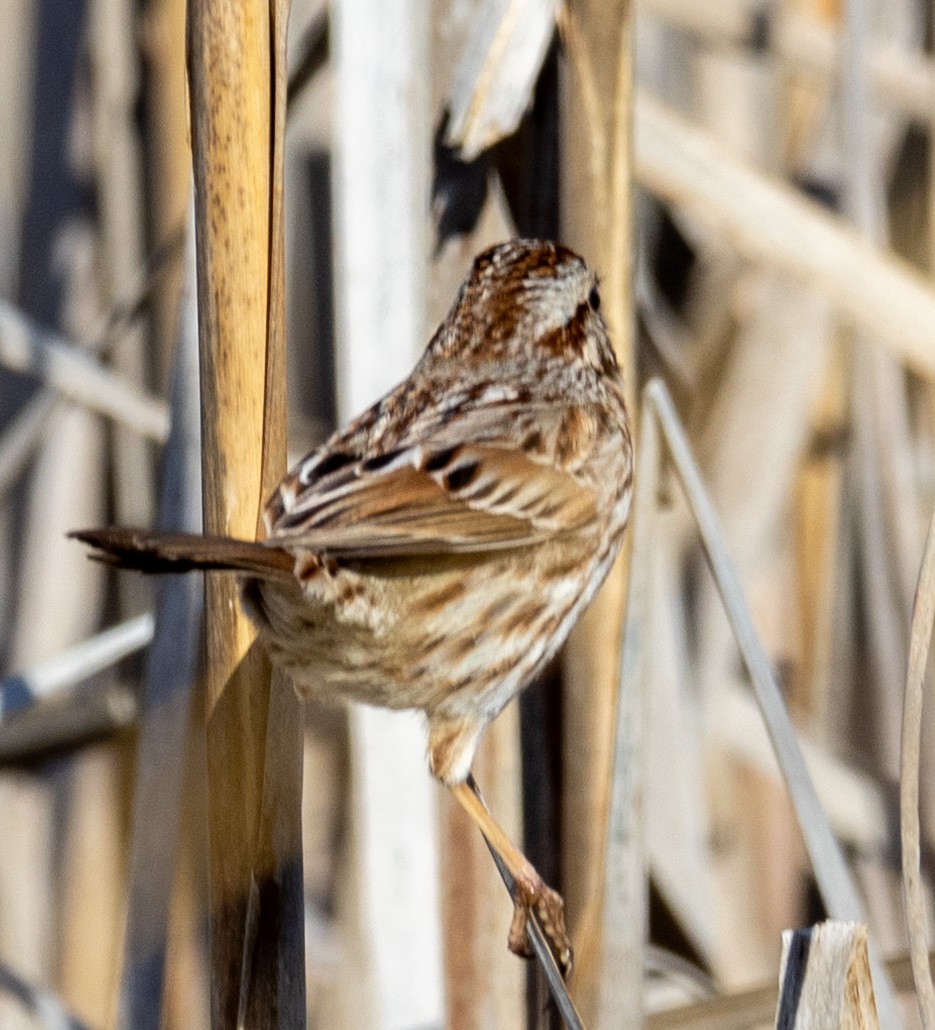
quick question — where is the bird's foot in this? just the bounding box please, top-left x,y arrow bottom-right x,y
507,875 -> 572,975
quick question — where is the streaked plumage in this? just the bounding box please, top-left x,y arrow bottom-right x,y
73,239 -> 633,970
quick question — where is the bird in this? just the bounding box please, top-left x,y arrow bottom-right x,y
73,238 -> 633,971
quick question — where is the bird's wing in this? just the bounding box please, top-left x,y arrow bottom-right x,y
266,401 -> 598,559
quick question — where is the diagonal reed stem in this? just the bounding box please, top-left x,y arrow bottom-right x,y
645,377 -> 901,1025
466,773 -> 584,1029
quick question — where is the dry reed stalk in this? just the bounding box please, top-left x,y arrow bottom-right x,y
186,0 -> 298,1022
644,378 -> 901,1017
558,3 -> 638,1024
650,950 -> 935,1029
239,1 -> 307,1007
775,922 -> 879,1028
139,0 -> 190,383
900,503 -> 935,1028
328,1 -> 442,1025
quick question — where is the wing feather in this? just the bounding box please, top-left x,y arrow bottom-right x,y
267,401 -> 597,559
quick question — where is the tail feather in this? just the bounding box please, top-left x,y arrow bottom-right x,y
69,527 -> 295,579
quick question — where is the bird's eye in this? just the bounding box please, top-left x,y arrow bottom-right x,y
587,286 -> 601,312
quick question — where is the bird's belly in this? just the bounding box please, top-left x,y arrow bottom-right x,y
241,538 -> 605,716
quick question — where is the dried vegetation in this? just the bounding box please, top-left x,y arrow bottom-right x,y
2,0 -> 935,1026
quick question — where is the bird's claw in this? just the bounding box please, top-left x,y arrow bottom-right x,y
507,879 -> 573,976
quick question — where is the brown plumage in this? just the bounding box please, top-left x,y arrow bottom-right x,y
72,239 -> 633,972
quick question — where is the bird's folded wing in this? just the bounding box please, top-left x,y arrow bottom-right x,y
268,413 -> 597,559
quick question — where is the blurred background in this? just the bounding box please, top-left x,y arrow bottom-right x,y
1,0 -> 935,1026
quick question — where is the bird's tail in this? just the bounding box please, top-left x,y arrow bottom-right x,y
70,527 -> 295,579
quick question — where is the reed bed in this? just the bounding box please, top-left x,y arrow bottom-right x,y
1,0 -> 935,1026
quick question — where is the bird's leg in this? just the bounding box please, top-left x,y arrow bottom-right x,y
449,778 -> 572,973
428,715 -> 572,971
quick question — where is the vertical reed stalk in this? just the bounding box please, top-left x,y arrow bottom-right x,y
560,0 -> 638,1021
187,0 -> 298,1022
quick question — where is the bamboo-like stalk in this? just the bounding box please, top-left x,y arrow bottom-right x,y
559,1 -> 638,1023
186,0 -> 298,1024
240,2 -> 306,1022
